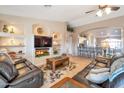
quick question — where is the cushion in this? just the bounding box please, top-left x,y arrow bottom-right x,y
0,75 -> 8,88
96,63 -> 107,68
0,49 -> 8,53
111,55 -> 124,66
90,68 -> 110,74
111,58 -> 124,74
86,72 -> 109,84
0,53 -> 18,81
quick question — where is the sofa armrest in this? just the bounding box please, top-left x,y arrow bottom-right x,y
14,58 -> 36,70
0,75 -> 8,88
9,69 -> 43,88
14,58 -> 27,65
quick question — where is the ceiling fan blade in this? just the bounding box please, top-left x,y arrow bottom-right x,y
85,10 -> 96,14
111,7 -> 120,11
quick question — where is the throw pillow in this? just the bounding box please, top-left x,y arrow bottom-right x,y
96,63 -> 107,68
86,72 -> 109,84
90,68 -> 110,74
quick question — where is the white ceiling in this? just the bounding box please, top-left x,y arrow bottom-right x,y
0,5 -> 124,27
88,27 -> 121,37
80,27 -> 121,39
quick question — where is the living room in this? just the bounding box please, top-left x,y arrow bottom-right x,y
0,1 -> 124,90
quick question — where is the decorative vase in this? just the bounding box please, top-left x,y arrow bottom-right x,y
3,25 -> 8,33
10,28 -> 14,33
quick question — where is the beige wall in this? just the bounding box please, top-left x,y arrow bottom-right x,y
73,16 -> 124,55
75,15 -> 124,33
0,14 -> 67,63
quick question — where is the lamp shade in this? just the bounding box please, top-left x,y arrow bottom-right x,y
101,41 -> 110,48
105,7 -> 111,14
96,10 -> 103,17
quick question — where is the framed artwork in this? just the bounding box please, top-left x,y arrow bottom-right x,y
54,34 -> 57,39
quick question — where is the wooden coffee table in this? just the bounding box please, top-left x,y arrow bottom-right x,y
51,77 -> 88,88
46,56 -> 69,72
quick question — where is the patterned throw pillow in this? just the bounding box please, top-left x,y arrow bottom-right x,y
86,72 -> 109,84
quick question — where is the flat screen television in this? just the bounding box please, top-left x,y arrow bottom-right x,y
34,36 -> 52,47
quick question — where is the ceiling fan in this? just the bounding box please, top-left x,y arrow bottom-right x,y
85,5 -> 120,17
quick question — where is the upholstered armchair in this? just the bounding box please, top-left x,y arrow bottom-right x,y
0,52 -> 44,88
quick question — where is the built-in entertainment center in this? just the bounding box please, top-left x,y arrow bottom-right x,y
33,24 -> 62,61
33,25 -> 63,66
34,36 -> 53,57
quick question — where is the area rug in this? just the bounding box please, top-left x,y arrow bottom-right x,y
39,62 -> 78,87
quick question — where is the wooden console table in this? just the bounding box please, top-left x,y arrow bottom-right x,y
46,56 -> 69,72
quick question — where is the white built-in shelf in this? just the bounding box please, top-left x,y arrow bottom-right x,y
53,39 -> 61,41
53,44 -> 61,46
0,32 -> 24,38
0,45 -> 25,47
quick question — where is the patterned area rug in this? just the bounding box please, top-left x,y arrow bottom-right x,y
39,62 -> 78,86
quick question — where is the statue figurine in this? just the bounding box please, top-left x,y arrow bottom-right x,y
10,28 -> 14,33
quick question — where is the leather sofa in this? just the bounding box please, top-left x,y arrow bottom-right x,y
73,54 -> 124,88
0,53 -> 44,88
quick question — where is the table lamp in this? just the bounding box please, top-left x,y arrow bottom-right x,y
101,41 -> 110,57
